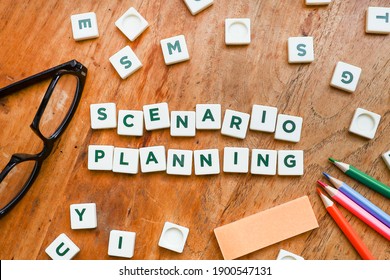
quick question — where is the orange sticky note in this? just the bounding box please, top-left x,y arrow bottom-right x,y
214,196 -> 318,259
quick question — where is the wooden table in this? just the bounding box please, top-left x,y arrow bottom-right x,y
0,0 -> 389,260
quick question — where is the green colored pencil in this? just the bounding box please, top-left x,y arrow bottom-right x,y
329,158 -> 390,199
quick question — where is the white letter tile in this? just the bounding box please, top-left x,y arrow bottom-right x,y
349,108 -> 381,139
108,230 -> 136,259
160,35 -> 190,65
115,7 -> 149,41
250,105 -> 278,133
71,12 -> 99,41
221,109 -> 250,139
278,150 -> 304,176
113,147 -> 139,174
158,222 -> 189,253
196,104 -> 221,130
143,102 -> 170,131
167,149 -> 193,176
330,61 -> 362,93
109,46 -> 143,79
70,203 -> 97,230
274,114 -> 303,143
90,103 -> 117,129
88,145 -> 114,171
139,146 -> 166,173
170,111 -> 196,137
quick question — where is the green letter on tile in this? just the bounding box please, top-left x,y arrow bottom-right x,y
146,152 -> 158,165
120,56 -> 132,69
97,107 -> 107,120
202,109 -> 215,122
78,19 -> 91,29
149,108 -> 160,121
75,208 -> 86,221
341,71 -> 353,84
173,154 -> 185,167
297,44 -> 307,56
167,40 -> 182,55
56,242 -> 70,257
95,150 -> 105,162
120,152 -> 129,166
123,114 -> 134,127
176,115 -> 188,128
284,155 -> 296,168
230,116 -> 242,130
257,154 -> 269,167
200,154 -> 212,167
282,120 -> 296,133
118,236 -> 123,249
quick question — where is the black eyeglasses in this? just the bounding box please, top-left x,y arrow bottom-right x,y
0,60 -> 87,218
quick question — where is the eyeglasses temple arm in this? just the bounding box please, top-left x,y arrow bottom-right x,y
0,60 -> 86,97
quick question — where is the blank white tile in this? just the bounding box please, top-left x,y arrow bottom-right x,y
88,145 -> 114,171
274,114 -> 303,143
223,147 -> 249,173
330,61 -> 362,93
113,147 -> 139,174
70,12 -> 99,41
167,149 -> 193,176
143,102 -> 170,131
90,103 -> 117,129
183,0 -> 213,15
139,146 -> 166,173
382,150 -> 390,170
70,203 -> 97,229
278,150 -> 304,176
45,233 -> 80,260
109,46 -> 143,79
115,7 -> 149,41
305,0 -> 331,5
250,105 -> 278,133
221,109 -> 250,139
170,111 -> 196,137
366,7 -> 390,34
196,104 -> 221,130
117,110 -> 144,136
160,35 -> 190,65
108,230 -> 136,259
158,222 -> 189,253
194,149 -> 220,175
288,37 -> 314,63
225,18 -> 251,45
251,149 -> 277,175
276,249 -> 304,260
349,108 -> 381,139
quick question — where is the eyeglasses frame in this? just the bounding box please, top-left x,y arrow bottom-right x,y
0,60 -> 87,218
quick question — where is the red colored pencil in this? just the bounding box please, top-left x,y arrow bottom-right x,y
317,187 -> 375,260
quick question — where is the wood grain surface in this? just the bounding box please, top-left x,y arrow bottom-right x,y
0,0 -> 389,260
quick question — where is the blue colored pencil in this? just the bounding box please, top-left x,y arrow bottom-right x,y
323,172 -> 390,228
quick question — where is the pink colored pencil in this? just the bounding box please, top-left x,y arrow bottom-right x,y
317,180 -> 390,241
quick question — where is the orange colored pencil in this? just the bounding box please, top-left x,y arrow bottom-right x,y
317,187 -> 375,260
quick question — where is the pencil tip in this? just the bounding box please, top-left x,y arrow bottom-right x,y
317,180 -> 328,188
322,172 -> 331,180
328,157 -> 337,163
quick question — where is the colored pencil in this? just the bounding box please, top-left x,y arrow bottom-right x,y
323,172 -> 390,228
317,188 -> 375,260
329,158 -> 390,199
317,180 -> 390,240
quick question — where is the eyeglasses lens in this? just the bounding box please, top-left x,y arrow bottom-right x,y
39,74 -> 79,138
0,160 -> 37,210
